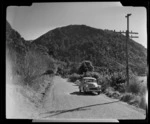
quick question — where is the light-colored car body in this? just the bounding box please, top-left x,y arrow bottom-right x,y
79,77 -> 101,95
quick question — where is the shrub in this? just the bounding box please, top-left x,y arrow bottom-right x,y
68,73 -> 81,82
120,93 -> 135,103
112,91 -> 121,99
120,92 -> 147,110
105,87 -> 121,99
22,49 -> 55,86
126,77 -> 141,95
78,60 -> 94,74
117,83 -> 126,93
139,82 -> 147,96
110,71 -> 126,91
98,74 -> 111,92
84,71 -> 100,80
139,94 -> 147,110
69,63 -> 79,74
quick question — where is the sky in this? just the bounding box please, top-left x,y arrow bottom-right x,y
6,2 -> 147,48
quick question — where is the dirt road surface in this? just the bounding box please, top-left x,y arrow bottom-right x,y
37,76 -> 146,121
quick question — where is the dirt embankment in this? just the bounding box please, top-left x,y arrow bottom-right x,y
6,74 -> 54,119
6,52 -> 55,119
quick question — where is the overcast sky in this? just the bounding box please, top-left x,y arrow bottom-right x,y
7,2 -> 147,48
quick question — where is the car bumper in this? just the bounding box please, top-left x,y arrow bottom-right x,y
85,87 -> 101,92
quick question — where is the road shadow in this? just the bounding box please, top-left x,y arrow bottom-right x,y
70,91 -> 96,96
40,100 -> 120,118
41,107 -> 90,118
72,84 -> 79,86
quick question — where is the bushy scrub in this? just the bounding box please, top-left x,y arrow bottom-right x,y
98,74 -> 111,92
139,95 -> 147,110
120,92 -> 147,110
84,71 -> 100,80
68,73 -> 82,82
120,93 -> 135,103
126,76 -> 142,95
96,71 -> 126,93
23,50 -> 54,85
69,62 -> 80,74
110,71 -> 126,91
78,60 -> 94,74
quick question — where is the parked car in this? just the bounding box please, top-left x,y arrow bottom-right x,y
79,77 -> 101,95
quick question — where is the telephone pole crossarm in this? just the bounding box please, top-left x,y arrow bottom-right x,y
129,32 -> 138,34
130,36 -> 139,38
113,13 -> 139,89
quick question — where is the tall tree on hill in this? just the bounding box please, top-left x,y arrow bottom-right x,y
78,60 -> 94,75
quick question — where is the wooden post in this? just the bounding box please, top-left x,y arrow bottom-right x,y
125,13 -> 131,87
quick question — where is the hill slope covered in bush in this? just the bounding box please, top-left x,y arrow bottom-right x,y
6,20 -> 56,86
32,24 -> 147,75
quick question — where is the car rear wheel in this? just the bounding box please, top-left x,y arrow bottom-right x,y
83,87 -> 85,93
79,88 -> 82,93
97,91 -> 100,95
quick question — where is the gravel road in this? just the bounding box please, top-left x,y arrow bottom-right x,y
38,76 -> 146,120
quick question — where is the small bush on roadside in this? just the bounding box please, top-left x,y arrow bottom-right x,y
138,81 -> 147,96
105,87 -> 115,96
127,95 -> 141,107
84,71 -> 100,80
98,74 -> 111,92
68,73 -> 81,82
112,91 -> 121,99
105,87 -> 121,99
110,71 -> 126,91
126,77 -> 141,95
139,95 -> 147,110
120,93 -> 135,103
120,92 -> 147,110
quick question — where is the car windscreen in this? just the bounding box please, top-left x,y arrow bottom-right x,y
84,79 -> 96,82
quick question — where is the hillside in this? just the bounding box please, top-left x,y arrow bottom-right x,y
6,21 -> 30,53
6,20 -> 55,80
32,24 -> 147,75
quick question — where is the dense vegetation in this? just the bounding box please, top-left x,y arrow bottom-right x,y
68,60 -> 147,110
6,21 -> 56,89
32,24 -> 147,76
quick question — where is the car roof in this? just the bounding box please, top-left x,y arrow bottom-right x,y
82,77 -> 96,80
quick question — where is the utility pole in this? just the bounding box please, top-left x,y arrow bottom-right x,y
125,13 -> 131,87
115,13 -> 138,87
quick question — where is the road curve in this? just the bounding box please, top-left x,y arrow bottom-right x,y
38,76 -> 146,120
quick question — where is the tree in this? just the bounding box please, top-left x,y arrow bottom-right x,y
78,60 -> 94,74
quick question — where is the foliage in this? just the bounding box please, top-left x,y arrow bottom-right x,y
110,71 -> 126,91
6,21 -> 56,87
68,73 -> 82,82
32,24 -> 147,76
126,76 -> 146,95
84,71 -> 101,80
78,60 -> 94,74
23,46 -> 56,85
120,93 -> 135,103
120,92 -> 147,110
105,87 -> 121,99
69,62 -> 80,74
